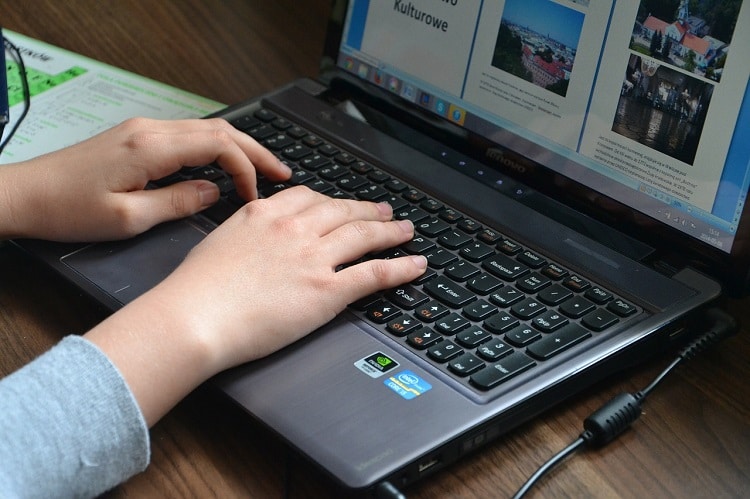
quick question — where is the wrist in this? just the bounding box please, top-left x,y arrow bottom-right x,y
84,283 -> 218,426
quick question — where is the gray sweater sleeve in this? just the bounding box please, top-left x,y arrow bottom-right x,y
0,335 -> 150,498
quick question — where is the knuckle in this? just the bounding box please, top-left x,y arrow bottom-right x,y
348,220 -> 374,239
325,197 -> 353,216
111,203 -> 143,237
210,127 -> 234,148
171,188 -> 191,217
366,259 -> 392,285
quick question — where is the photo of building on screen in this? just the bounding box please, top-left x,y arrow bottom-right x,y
629,0 -> 740,83
612,54 -> 714,166
491,0 -> 585,97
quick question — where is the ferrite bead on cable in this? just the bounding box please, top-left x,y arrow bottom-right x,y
583,392 -> 642,447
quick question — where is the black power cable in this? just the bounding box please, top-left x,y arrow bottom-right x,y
512,307 -> 738,498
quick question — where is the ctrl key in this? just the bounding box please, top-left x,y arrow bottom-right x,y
470,352 -> 536,390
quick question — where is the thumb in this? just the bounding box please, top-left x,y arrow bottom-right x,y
124,180 -> 220,232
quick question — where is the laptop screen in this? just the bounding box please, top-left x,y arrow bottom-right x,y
333,0 -> 750,256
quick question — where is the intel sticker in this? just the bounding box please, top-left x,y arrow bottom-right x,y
384,370 -> 432,400
354,352 -> 399,378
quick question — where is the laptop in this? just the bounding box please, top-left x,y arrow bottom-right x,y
15,0 -> 750,493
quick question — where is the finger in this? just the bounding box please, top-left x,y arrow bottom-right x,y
288,195 -> 395,236
233,185 -> 333,219
335,255 -> 428,303
199,119 -> 292,200
119,118 -> 290,200
115,180 -> 220,234
320,218 -> 414,264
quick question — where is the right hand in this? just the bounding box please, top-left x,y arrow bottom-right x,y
148,186 -> 427,370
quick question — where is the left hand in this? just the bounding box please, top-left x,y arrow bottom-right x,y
0,117 -> 290,242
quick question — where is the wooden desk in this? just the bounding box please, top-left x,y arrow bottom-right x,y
2,1 -> 749,497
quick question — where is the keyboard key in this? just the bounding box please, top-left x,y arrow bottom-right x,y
531,310 -> 569,333
455,326 -> 492,348
318,164 -> 348,180
542,263 -> 569,280
366,301 -> 401,324
387,316 -> 421,337
355,184 -> 389,201
407,327 -> 442,349
439,208 -> 463,223
420,198 -> 444,212
470,352 -> 535,390
403,236 -> 436,255
403,189 -> 425,203
428,340 -> 463,362
438,230 -> 473,250
489,286 -> 524,307
395,206 -> 430,223
504,324 -> 542,347
564,275 -> 590,292
462,299 -> 497,321
367,170 -> 390,183
497,239 -> 522,255
466,273 -> 503,295
510,297 -> 546,320
582,308 -> 619,331
517,250 -> 547,268
445,261 -> 480,282
299,154 -> 331,170
416,218 -> 451,237
483,254 -> 529,281
585,286 -> 613,304
560,296 -> 596,318
457,218 -> 481,233
527,323 -> 591,360
449,353 -> 485,376
478,228 -> 503,244
254,108 -> 277,122
424,248 -> 458,269
483,311 -> 519,334
281,144 -> 313,160
476,338 -> 513,361
337,174 -> 369,191
537,284 -> 573,306
434,313 -> 471,335
460,242 -> 495,262
516,273 -> 551,293
414,300 -> 450,322
385,286 -> 429,310
424,276 -> 476,308
608,298 -> 637,317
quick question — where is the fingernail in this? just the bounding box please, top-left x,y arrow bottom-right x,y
279,159 -> 293,174
198,183 -> 220,207
411,255 -> 428,270
377,201 -> 394,217
397,219 -> 413,233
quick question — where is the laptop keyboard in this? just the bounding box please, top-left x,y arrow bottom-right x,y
157,107 -> 640,395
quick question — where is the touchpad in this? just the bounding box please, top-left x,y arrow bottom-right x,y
62,220 -> 207,305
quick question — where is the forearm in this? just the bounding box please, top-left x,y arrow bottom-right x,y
0,161 -> 40,240
84,281 -> 220,427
